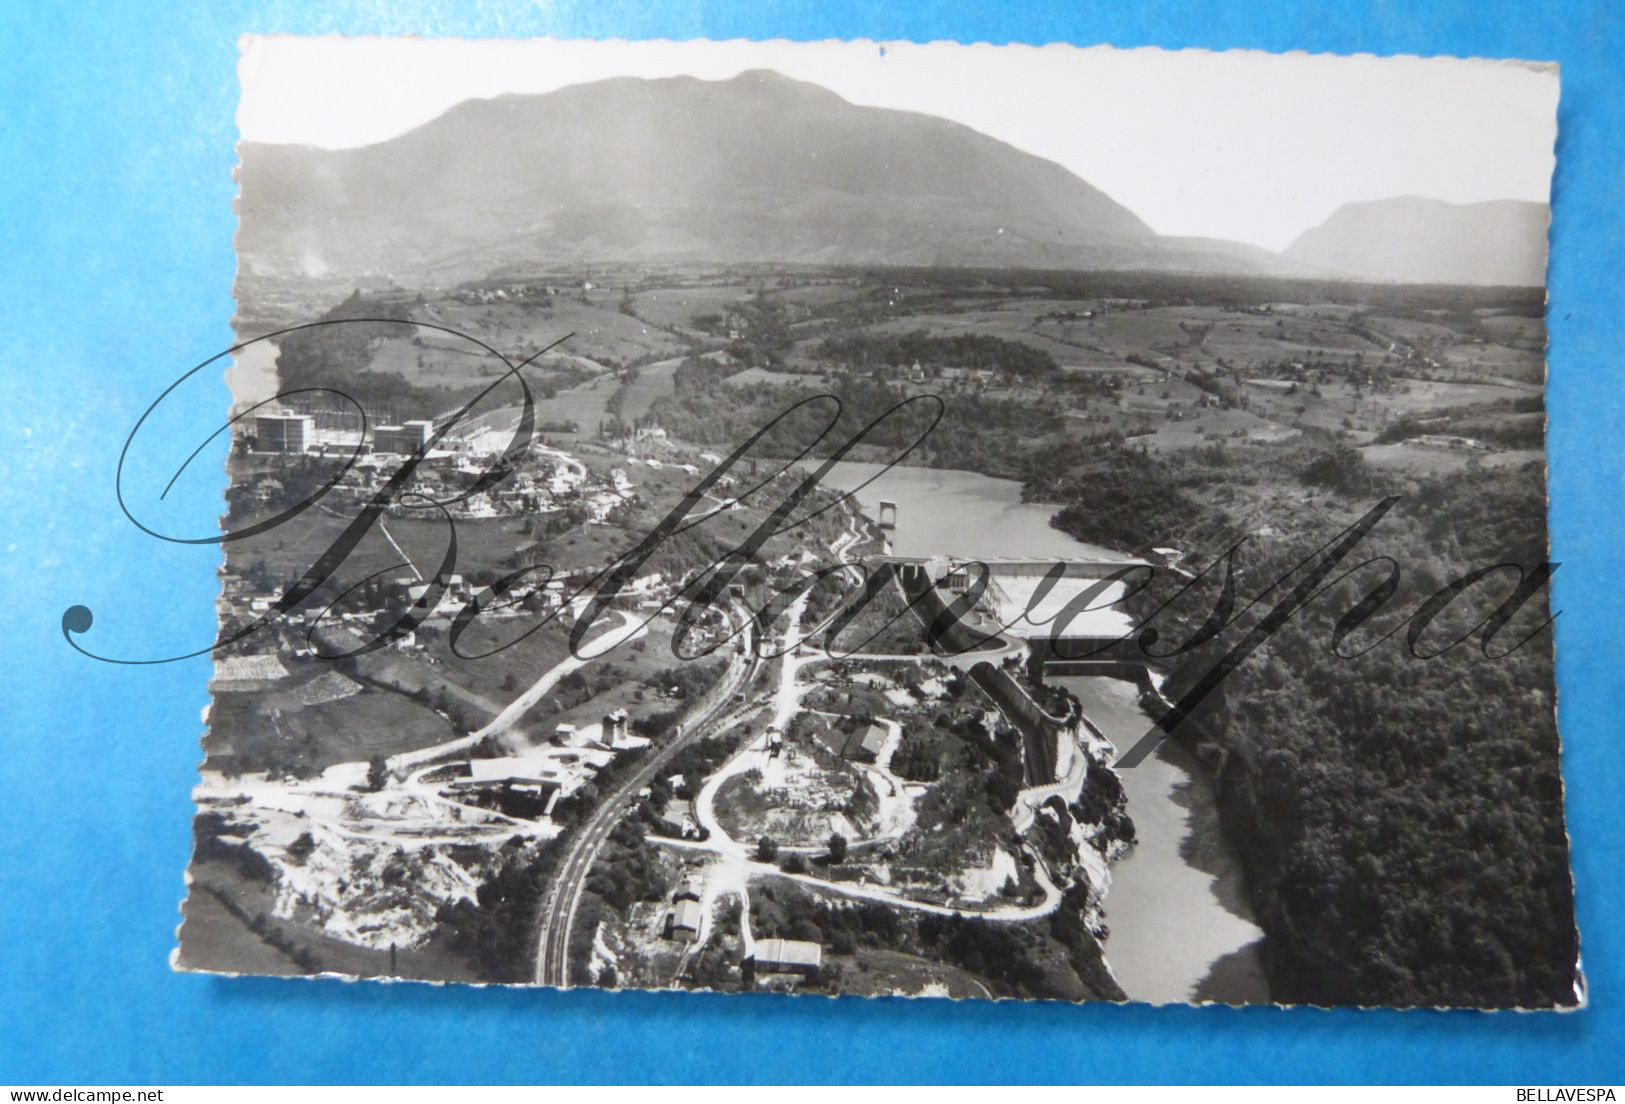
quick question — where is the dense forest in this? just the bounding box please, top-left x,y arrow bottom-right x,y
272,291 -> 429,410
1033,436 -> 1577,1008
1372,395 -> 1546,451
812,329 -> 1059,379
749,880 -> 1124,1001
271,290 -> 519,414
647,356 -> 1062,477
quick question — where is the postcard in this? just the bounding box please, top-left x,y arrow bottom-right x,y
166,36 -> 1576,1008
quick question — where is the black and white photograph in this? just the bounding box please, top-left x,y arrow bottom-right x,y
176,36 -> 1577,1010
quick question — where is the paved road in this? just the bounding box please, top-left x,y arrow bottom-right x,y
533,605 -> 757,988
650,827 -> 1064,923
530,517 -> 1030,985
388,610 -> 643,773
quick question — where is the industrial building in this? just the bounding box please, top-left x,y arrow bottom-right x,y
747,937 -> 822,977
373,419 -> 435,455
253,412 -> 314,453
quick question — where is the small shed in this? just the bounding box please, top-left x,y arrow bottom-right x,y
848,722 -> 890,763
668,899 -> 703,942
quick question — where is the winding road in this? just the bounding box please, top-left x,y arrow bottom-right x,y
655,586 -> 1072,958
531,502 -> 1075,987
387,609 -> 645,773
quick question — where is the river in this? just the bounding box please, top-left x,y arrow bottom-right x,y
1055,675 -> 1269,1004
815,459 -> 1270,1004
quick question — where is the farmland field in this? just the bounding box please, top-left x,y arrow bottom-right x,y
628,285 -> 754,331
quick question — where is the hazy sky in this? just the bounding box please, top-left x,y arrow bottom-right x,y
239,36 -> 1558,252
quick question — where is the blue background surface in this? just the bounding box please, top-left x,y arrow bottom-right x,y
2,0 -> 1622,1085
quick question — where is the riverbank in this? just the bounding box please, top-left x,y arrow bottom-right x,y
1055,675 -> 1269,1004
808,456 -> 1272,1003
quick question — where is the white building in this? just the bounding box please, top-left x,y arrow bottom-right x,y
749,937 -> 822,976
373,420 -> 435,455
254,413 -> 314,453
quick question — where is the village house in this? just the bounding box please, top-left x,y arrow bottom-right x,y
850,722 -> 890,764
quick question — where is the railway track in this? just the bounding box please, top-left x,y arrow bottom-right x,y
532,607 -> 758,988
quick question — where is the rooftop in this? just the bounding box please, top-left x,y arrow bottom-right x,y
752,937 -> 822,970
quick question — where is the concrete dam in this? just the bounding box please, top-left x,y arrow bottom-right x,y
877,553 -> 1149,669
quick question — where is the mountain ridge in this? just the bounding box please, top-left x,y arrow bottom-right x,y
1281,197 -> 1549,287
236,71 -> 1545,287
